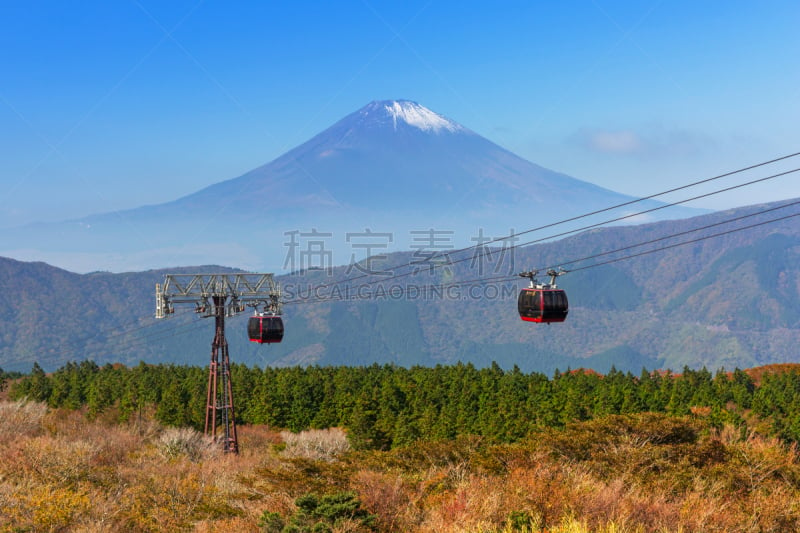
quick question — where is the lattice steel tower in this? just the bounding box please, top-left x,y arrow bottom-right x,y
156,274 -> 281,453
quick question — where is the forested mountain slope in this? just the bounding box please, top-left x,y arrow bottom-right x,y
1,199 -> 798,372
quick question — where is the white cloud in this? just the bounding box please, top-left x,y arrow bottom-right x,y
572,125 -> 714,158
588,130 -> 643,154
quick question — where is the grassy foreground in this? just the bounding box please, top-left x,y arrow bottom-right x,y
0,401 -> 799,532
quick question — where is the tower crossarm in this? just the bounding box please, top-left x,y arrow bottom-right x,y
156,273 -> 281,318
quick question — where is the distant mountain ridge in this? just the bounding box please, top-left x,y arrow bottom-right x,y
0,100 -> 706,273
1,198 -> 798,373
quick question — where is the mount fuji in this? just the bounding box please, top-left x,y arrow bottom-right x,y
0,100 -> 706,273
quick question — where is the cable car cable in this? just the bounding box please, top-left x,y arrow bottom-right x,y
102,315 -> 209,353
282,201 -> 800,306
281,167 -> 800,305
564,209 -> 800,274
548,198 -> 800,272
51,306 -> 200,358
279,152 -> 800,298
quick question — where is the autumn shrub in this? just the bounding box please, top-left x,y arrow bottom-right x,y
239,423 -> 284,451
20,435 -> 99,487
90,424 -> 142,479
0,482 -> 92,532
254,455 -> 355,498
352,470 -> 415,531
426,479 -> 505,532
194,516 -> 262,533
536,516 -> 650,533
41,405 -> 94,437
711,432 -> 800,530
495,459 -> 575,530
368,435 -> 499,477
281,427 -> 351,462
157,426 -> 218,462
569,476 -> 678,532
0,399 -> 47,442
725,432 -> 800,491
536,413 -> 700,462
115,460 -> 238,531
530,413 -> 711,490
526,419 -> 800,532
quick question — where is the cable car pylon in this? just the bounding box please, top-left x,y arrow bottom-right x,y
156,273 -> 282,454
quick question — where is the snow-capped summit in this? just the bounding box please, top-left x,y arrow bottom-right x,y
353,100 -> 467,135
382,100 -> 463,133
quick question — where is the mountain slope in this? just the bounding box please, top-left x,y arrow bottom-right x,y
176,100 -> 636,213
0,100 -> 705,273
1,198 -> 797,373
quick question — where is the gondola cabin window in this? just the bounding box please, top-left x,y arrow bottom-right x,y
248,315 -> 284,343
518,288 -> 568,323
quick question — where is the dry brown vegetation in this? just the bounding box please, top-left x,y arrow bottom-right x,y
744,363 -> 800,385
1,401 -> 799,532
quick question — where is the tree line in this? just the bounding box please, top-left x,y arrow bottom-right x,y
9,360 -> 800,448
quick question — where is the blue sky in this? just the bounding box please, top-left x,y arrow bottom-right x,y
1,1 -> 799,227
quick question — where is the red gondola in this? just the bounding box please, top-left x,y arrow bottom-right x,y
517,269 -> 568,324
248,314 -> 284,344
